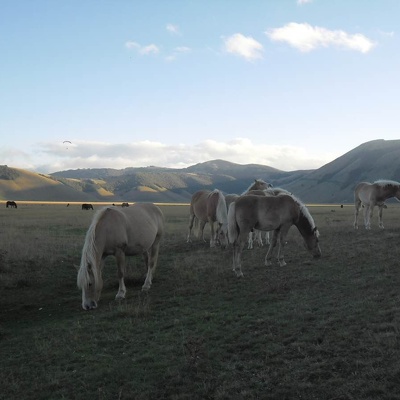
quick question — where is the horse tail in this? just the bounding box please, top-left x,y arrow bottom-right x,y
227,201 -> 238,244
77,208 -> 105,289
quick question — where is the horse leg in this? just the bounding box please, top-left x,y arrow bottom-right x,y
265,230 -> 279,266
265,231 -> 270,245
187,214 -> 195,242
115,250 -> 127,299
255,230 -> 263,247
364,205 -> 372,229
209,220 -> 216,247
198,220 -> 207,242
247,231 -> 254,249
142,238 -> 161,291
378,205 -> 384,229
232,238 -> 245,277
276,228 -> 290,267
353,199 -> 361,229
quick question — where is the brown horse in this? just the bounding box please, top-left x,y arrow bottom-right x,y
77,203 -> 164,310
228,194 -> 321,277
6,201 -> 17,208
354,180 -> 400,229
187,189 -> 228,248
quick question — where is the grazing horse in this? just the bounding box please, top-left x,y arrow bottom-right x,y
354,180 -> 400,229
246,187 -> 292,249
6,201 -> 17,208
228,194 -> 321,277
122,202 -> 129,207
82,203 -> 94,210
187,189 -> 228,248
77,203 -> 164,310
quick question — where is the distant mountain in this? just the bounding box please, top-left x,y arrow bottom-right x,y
1,139 -> 400,203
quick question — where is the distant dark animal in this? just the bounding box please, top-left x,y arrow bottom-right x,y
77,203 -> 165,310
187,189 -> 229,248
354,180 -> 400,229
67,203 -> 70,207
81,203 -> 94,210
122,202 -> 129,207
6,201 -> 17,208
228,194 -> 321,277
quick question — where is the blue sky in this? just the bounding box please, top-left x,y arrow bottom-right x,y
1,0 -> 399,173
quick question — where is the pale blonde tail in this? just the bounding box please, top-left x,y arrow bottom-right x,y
227,202 -> 238,244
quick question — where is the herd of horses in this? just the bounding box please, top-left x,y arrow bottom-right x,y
65,178 -> 400,310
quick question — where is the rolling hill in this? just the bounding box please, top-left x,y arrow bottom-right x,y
1,139 -> 400,203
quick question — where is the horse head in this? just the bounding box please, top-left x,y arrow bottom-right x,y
77,262 -> 103,310
216,223 -> 229,249
302,227 -> 321,259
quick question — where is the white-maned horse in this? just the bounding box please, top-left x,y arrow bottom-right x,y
228,194 -> 321,277
77,203 -> 164,310
354,180 -> 400,229
187,189 -> 229,248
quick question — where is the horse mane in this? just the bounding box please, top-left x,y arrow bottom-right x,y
242,179 -> 270,194
289,194 -> 319,237
211,189 -> 228,225
77,207 -> 109,289
265,187 -> 292,196
373,179 -> 400,188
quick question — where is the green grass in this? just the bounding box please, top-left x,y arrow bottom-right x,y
1,203 -> 400,399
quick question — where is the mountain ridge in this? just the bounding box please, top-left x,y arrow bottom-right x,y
1,139 -> 400,203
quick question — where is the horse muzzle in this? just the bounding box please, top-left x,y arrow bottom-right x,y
82,300 -> 98,311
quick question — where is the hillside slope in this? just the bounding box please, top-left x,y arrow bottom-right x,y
1,139 -> 400,203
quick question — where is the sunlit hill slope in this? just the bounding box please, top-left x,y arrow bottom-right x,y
1,139 -> 400,203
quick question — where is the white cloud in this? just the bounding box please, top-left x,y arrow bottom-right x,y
166,23 -> 180,35
24,139 -> 337,174
125,41 -> 159,55
223,33 -> 264,61
165,46 -> 191,62
297,0 -> 313,5
266,23 -> 376,53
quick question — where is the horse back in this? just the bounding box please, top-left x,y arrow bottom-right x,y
190,190 -> 211,221
355,182 -> 381,204
96,204 -> 164,255
235,195 -> 297,231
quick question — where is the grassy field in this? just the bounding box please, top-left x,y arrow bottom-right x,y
1,202 -> 400,399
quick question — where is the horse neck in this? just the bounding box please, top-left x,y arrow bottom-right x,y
79,214 -> 103,288
384,184 -> 400,200
294,205 -> 316,237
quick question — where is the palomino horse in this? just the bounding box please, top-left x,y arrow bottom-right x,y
246,187 -> 292,249
187,189 -> 228,248
225,179 -> 274,249
228,194 -> 321,277
6,201 -> 17,208
77,203 -> 164,310
354,180 -> 400,229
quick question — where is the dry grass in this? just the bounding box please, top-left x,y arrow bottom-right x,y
1,202 -> 400,399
